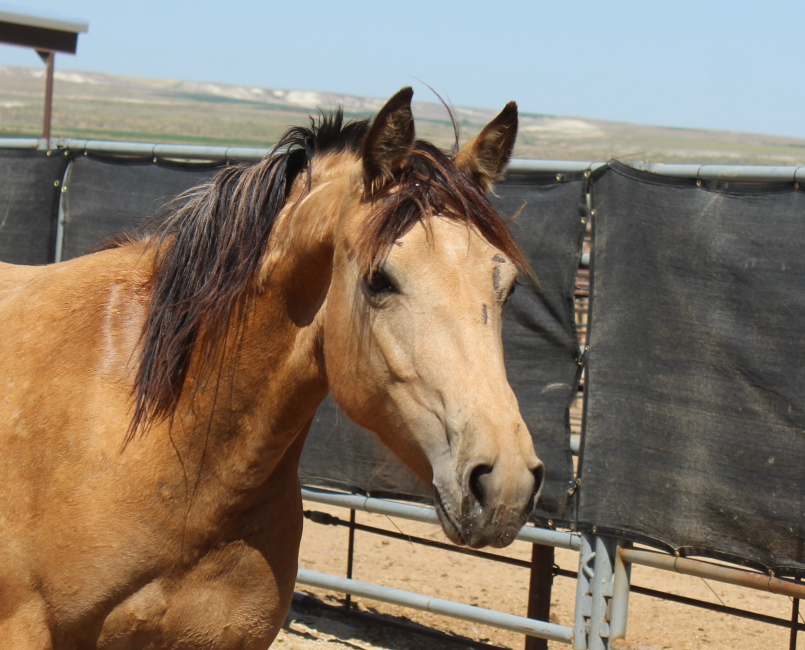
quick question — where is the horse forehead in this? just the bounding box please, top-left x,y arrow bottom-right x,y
395,217 -> 501,268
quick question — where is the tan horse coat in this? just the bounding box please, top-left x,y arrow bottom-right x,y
0,89 -> 542,649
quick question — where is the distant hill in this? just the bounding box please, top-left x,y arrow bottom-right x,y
3,65 -> 805,165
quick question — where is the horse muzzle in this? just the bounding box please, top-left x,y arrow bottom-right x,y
434,459 -> 544,549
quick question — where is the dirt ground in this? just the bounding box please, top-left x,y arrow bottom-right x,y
272,501 -> 801,650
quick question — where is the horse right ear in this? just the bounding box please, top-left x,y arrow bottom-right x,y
362,87 -> 415,196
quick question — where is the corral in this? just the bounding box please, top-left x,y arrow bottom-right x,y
1,136 -> 803,649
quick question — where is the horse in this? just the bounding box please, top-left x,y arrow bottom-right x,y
0,87 -> 544,649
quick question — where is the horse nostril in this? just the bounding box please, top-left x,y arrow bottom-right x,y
469,464 -> 494,508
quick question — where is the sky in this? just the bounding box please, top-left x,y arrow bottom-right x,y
1,0 -> 803,139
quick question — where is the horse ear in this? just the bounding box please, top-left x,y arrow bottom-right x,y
362,87 -> 415,195
455,101 -> 518,194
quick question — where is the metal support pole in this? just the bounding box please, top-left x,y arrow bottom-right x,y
609,541 -> 632,642
573,533 -> 594,649
525,544 -> 555,650
588,536 -> 615,650
36,50 -> 55,144
345,508 -> 356,608
791,577 -> 802,650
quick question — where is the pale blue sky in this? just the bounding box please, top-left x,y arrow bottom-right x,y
2,1 -> 803,139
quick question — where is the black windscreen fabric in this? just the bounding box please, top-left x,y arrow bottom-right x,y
0,149 -> 67,264
579,162 -> 805,575
301,173 -> 586,521
61,155 -> 223,260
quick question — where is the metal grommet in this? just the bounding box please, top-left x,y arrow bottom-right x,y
53,180 -> 60,187
769,570 -> 776,577
556,173 -> 563,181
46,150 -> 52,156
84,150 -> 88,156
61,185 -> 67,193
581,217 -> 588,224
153,157 -> 158,163
590,209 -> 597,216
584,170 -> 591,178
592,525 -> 597,533
570,523 -> 576,531
548,520 -> 554,528
674,549 -> 681,557
64,150 -> 70,157
696,179 -> 703,187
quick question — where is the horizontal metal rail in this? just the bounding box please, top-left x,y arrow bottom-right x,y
4,138 -> 805,182
619,548 -> 805,599
305,508 -> 543,570
300,487 -> 581,551
296,568 -> 574,644
293,592 -> 509,650
627,580 -> 805,631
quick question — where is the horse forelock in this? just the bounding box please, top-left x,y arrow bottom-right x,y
356,141 -> 531,278
127,107 -> 528,441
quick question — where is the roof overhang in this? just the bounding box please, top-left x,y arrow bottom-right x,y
0,6 -> 88,54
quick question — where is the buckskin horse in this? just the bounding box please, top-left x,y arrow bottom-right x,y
0,88 -> 544,649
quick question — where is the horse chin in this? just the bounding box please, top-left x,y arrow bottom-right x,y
433,489 -> 526,549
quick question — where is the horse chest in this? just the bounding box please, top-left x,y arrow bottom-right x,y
95,536 -> 295,650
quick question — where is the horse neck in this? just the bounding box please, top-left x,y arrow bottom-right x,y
180,165 -> 353,498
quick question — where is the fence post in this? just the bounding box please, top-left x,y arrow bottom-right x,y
345,508 -> 356,608
573,533 -> 594,649
588,536 -> 615,650
609,541 -> 632,642
525,543 -> 555,650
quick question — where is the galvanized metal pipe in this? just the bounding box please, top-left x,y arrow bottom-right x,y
588,537 -> 615,650
53,159 -> 71,263
608,541 -> 632,642
619,548 -> 805,599
572,534 -> 594,650
4,138 -> 805,182
0,138 -> 43,149
300,487 -> 581,551
296,568 -> 574,644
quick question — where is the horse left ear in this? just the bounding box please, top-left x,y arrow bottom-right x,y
455,101 -> 518,194
362,87 -> 416,196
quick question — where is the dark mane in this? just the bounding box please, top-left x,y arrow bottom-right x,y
127,110 -> 369,439
128,107 -> 528,440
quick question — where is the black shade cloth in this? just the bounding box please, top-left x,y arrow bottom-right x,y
0,150 -> 67,264
60,155 -> 223,260
579,162 -> 805,576
301,173 -> 586,521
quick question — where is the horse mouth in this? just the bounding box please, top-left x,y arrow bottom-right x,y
433,488 -> 464,545
433,488 -> 529,549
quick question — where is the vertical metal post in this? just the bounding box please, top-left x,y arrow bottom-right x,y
344,508 -> 356,608
573,533 -> 594,649
609,541 -> 632,642
588,536 -> 615,650
524,543 -> 555,650
790,577 -> 801,650
36,50 -> 55,145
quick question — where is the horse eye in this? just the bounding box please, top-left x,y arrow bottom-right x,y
366,269 -> 396,296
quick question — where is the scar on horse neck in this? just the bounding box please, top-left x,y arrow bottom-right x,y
482,304 -> 489,325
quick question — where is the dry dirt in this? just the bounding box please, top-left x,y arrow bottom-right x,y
272,501 -> 801,650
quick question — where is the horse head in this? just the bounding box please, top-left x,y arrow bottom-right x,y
322,88 -> 544,548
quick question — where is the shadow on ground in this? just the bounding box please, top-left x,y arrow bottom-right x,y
273,592 -> 510,650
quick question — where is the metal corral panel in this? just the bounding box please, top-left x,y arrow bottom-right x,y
579,161 -> 805,577
0,149 -> 66,264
